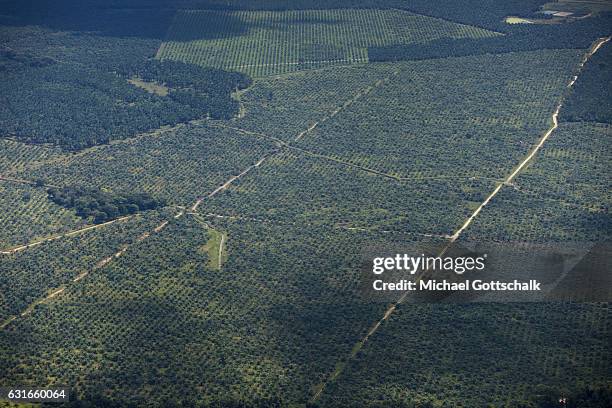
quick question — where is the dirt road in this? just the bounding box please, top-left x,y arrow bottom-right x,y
0,215 -> 135,255
311,35 -> 611,403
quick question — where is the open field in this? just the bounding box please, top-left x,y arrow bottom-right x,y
505,16 -> 535,24
157,9 -> 497,77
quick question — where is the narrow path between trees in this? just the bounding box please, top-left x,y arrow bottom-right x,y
212,123 -> 501,184
0,175 -> 59,188
294,72 -> 399,142
228,57 -> 369,70
0,215 -> 135,255
199,212 -> 449,239
1,69 -> 397,330
311,36 -> 611,403
218,233 -> 225,271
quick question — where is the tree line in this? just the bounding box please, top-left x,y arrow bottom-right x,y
369,14 -> 612,63
561,44 -> 611,124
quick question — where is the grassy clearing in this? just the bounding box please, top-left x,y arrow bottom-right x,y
197,221 -> 227,270
505,16 -> 534,24
208,228 -> 227,270
127,77 -> 169,96
158,9 -> 497,77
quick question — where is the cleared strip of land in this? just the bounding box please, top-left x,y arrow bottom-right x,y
311,36 -> 611,403
1,67 -> 401,330
0,215 -> 135,254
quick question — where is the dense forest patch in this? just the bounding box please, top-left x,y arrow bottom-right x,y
0,54 -> 251,150
47,186 -> 166,224
561,43 -> 612,124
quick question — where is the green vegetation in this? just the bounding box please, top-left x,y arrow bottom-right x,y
0,182 -> 85,250
462,122 -> 610,243
0,213 -> 166,323
296,49 -> 582,180
0,57 -> 250,150
0,217 -> 418,406
368,13 -> 610,62
17,125 -> 277,205
158,9 -> 496,77
561,43 -> 612,124
317,303 -> 611,407
0,23 -> 251,151
47,186 -> 165,224
0,139 -> 63,174
0,1 -> 610,407
228,62 -> 397,141
529,385 -> 612,408
204,151 -> 494,236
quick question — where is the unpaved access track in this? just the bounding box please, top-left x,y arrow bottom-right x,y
1,70 -> 396,330
311,36 -> 611,403
0,215 -> 135,255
